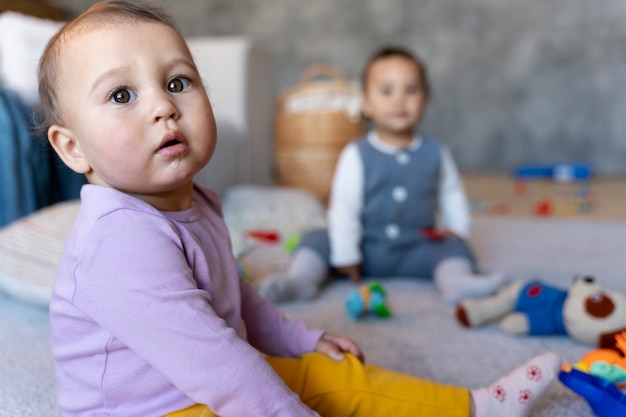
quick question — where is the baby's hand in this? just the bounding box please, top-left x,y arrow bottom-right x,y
315,332 -> 365,363
335,264 -> 362,283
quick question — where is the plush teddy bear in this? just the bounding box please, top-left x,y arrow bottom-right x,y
455,275 -> 626,346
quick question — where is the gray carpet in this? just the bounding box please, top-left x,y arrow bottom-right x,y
3,216 -> 626,416
0,293 -> 56,417
282,278 -> 593,417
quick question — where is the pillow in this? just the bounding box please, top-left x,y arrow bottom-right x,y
222,185 -> 327,258
0,200 -> 79,307
0,11 -> 64,105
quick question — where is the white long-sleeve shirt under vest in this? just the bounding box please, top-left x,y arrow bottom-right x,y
328,131 -> 470,267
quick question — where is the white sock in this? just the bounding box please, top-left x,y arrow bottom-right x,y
434,257 -> 507,304
258,247 -> 327,302
471,352 -> 561,417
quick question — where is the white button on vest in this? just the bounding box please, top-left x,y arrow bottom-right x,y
392,186 -> 408,202
385,223 -> 400,239
396,152 -> 410,165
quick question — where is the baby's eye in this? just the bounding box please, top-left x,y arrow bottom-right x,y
380,86 -> 393,96
405,85 -> 422,95
108,87 -> 136,104
167,77 -> 190,93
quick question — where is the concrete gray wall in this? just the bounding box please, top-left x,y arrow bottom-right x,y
49,0 -> 626,176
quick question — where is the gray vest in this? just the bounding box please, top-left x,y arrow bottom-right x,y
356,136 -> 441,251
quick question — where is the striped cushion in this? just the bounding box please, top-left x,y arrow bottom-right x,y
0,200 -> 79,306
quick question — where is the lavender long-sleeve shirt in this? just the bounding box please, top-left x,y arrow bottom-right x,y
50,184 -> 322,417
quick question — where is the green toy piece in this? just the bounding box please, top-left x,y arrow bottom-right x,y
345,281 -> 392,321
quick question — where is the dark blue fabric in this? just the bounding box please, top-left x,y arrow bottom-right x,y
297,136 -> 476,279
357,136 -> 441,250
0,89 -> 85,227
515,280 -> 567,335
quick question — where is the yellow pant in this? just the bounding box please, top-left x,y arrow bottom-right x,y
166,352 -> 470,417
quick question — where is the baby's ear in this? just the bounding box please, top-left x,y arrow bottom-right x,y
47,125 -> 91,174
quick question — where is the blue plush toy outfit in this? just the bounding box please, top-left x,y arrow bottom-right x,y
515,280 -> 568,335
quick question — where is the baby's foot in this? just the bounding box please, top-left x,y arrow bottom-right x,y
258,274 -> 320,303
439,271 -> 508,305
471,351 -> 561,417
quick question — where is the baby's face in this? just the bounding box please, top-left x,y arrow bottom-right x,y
363,56 -> 427,142
54,21 -> 216,206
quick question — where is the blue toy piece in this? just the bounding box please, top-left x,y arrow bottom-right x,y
513,163 -> 593,182
559,368 -> 626,417
345,282 -> 392,321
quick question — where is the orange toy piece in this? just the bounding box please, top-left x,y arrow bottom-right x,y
565,331 -> 626,387
514,180 -> 527,196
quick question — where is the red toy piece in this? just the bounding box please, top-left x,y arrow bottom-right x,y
246,230 -> 280,243
534,199 -> 552,216
421,228 -> 445,240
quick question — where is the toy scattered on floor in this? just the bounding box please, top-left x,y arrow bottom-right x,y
510,163 -> 595,217
282,234 -> 301,253
246,229 -> 280,244
455,275 -> 626,346
469,200 -> 510,215
559,330 -> 626,417
559,368 -> 626,417
513,180 -> 527,196
564,330 -> 626,387
533,199 -> 552,216
345,281 -> 392,321
236,230 -> 302,289
237,264 -> 252,282
245,229 -> 301,253
513,163 -> 593,182
533,195 -> 595,217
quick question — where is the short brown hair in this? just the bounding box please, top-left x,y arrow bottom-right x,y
37,0 -> 180,129
361,46 -> 430,97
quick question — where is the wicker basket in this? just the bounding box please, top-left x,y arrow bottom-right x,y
274,63 -> 365,204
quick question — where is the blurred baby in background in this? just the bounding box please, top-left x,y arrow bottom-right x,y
261,46 -> 507,305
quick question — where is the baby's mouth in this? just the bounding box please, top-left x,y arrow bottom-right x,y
157,131 -> 189,157
159,139 -> 181,150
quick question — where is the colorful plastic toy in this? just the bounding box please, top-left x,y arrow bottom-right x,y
559,368 -> 626,417
513,163 -> 593,182
282,233 -> 300,254
559,330 -> 626,416
345,282 -> 392,321
568,331 -> 626,387
246,229 -> 280,243
245,229 -> 301,253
